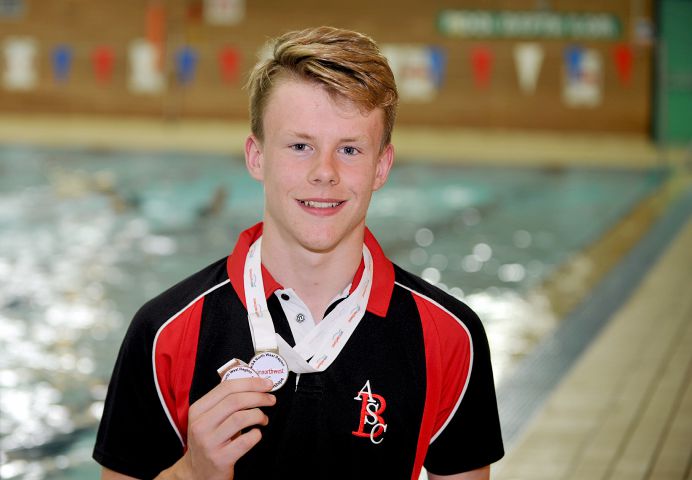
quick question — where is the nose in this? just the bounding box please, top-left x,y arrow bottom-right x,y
308,151 -> 339,186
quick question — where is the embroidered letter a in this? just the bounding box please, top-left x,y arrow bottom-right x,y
352,380 -> 387,444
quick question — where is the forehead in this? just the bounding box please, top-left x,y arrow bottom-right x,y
262,78 -> 384,138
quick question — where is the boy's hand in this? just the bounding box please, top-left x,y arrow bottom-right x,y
157,377 -> 275,480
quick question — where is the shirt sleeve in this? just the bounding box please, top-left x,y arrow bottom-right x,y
92,305 -> 184,479
423,301 -> 505,475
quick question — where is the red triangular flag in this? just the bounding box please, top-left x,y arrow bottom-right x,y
471,46 -> 493,89
92,46 -> 115,84
219,47 -> 241,84
613,43 -> 634,87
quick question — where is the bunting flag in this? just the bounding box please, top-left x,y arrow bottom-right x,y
613,43 -> 634,87
562,45 -> 603,107
2,37 -> 37,91
175,46 -> 198,86
470,45 -> 493,89
564,45 -> 583,81
52,45 -> 73,83
382,44 -> 442,102
146,1 -> 166,70
428,46 -> 447,88
513,43 -> 544,94
91,46 -> 115,84
218,46 -> 241,83
128,39 -> 164,93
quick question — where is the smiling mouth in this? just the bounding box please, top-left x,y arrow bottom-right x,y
298,200 -> 344,208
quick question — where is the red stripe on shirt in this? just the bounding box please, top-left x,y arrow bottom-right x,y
410,291 -> 472,479
153,297 -> 204,445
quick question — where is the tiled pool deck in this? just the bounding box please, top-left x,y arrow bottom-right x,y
494,188 -> 692,479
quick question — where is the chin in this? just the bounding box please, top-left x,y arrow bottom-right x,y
297,227 -> 348,254
299,236 -> 339,254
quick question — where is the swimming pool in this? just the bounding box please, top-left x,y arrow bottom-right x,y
0,145 -> 666,478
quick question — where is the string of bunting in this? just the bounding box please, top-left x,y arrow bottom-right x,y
1,37 -> 635,97
1,37 -> 243,91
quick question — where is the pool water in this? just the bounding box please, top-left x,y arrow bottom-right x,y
0,145 -> 666,478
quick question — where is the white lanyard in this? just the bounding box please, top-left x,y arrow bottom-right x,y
243,236 -> 373,374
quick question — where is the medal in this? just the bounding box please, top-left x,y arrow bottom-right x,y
217,354 -> 288,391
218,358 -> 258,382
220,365 -> 260,382
217,357 -> 246,377
249,351 -> 289,391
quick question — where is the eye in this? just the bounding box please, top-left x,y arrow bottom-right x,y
340,146 -> 360,156
290,143 -> 311,152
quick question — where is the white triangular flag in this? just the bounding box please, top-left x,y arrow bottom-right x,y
382,44 -> 437,102
3,37 -> 38,91
513,43 -> 544,94
128,39 -> 165,94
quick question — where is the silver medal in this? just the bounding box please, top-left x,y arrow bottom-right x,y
249,351 -> 289,391
221,365 -> 260,382
217,357 -> 248,378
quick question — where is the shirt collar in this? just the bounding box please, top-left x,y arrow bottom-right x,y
227,222 -> 394,317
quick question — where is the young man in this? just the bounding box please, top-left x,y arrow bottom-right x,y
94,26 -> 504,480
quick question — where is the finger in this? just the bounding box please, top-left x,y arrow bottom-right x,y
188,390 -> 275,443
190,377 -> 273,417
211,407 -> 269,446
221,428 -> 264,466
205,390 -> 276,430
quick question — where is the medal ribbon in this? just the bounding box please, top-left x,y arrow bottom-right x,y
243,236 -> 373,373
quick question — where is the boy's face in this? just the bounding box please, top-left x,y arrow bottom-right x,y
245,78 -> 393,254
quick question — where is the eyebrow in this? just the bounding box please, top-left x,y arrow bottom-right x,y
287,131 -> 367,143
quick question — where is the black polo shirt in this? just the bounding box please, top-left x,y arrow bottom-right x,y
93,223 -> 504,479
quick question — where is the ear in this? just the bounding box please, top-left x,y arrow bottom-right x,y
373,143 -> 394,191
245,134 -> 264,181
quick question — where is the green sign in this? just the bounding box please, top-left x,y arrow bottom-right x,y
438,10 -> 622,40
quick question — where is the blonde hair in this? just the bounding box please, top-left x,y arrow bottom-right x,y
246,26 -> 398,149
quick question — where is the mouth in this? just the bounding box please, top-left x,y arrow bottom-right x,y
297,198 -> 346,216
298,200 -> 345,209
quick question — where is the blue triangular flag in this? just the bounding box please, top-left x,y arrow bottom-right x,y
428,46 -> 447,88
52,45 -> 73,82
176,46 -> 198,86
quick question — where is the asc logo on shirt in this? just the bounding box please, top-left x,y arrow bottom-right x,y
351,380 -> 387,444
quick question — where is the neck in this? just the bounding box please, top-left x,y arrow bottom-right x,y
260,230 -> 364,321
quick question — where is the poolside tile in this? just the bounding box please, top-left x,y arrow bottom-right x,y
494,218 -> 692,480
